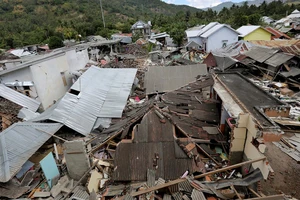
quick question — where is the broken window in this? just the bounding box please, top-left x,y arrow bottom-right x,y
60,72 -> 67,87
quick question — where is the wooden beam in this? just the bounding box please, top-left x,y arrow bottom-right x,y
130,157 -> 265,197
194,157 -> 265,179
243,194 -> 285,200
248,187 -> 261,197
231,185 -> 242,200
34,128 -> 68,142
90,129 -> 123,154
195,143 -> 220,166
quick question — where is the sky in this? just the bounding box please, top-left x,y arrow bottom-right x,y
162,0 -> 244,9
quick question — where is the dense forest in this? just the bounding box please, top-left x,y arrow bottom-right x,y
0,0 -> 299,49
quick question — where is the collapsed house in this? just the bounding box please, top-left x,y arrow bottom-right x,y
0,38 -> 299,200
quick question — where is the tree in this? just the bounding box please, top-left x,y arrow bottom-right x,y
169,23 -> 185,46
48,36 -> 63,49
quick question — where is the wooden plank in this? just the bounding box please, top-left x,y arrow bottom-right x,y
130,157 -> 265,197
243,194 -> 285,200
196,144 -> 220,166
248,187 -> 261,197
231,185 -> 242,200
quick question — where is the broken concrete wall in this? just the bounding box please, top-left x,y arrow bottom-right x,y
229,113 -> 272,179
66,49 -> 89,72
64,140 -> 91,181
30,54 -> 71,110
229,113 -> 249,164
243,116 -> 273,179
263,106 -> 290,118
230,127 -> 247,164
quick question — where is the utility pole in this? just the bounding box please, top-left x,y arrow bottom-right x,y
99,0 -> 105,28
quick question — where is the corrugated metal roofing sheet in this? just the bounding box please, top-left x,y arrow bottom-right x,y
147,169 -> 156,187
32,66 -> 137,136
244,46 -> 278,63
201,24 -> 239,38
145,65 -> 207,94
265,27 -> 291,39
281,43 -> 300,55
198,22 -> 219,36
0,122 -> 62,182
0,84 -> 40,111
191,189 -> 206,200
179,180 -> 193,193
264,52 -> 294,67
280,67 -> 300,78
185,26 -> 205,38
250,40 -> 300,48
69,186 -> 89,200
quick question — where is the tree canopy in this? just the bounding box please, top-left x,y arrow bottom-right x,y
0,0 -> 299,49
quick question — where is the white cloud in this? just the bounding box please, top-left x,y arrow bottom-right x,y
166,0 -> 175,4
186,0 -> 230,9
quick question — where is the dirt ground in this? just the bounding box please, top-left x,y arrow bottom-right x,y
261,134 -> 300,199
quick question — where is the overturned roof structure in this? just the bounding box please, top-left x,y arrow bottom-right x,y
0,84 -> 40,112
215,73 -> 285,128
32,66 -> 137,136
0,122 -> 62,182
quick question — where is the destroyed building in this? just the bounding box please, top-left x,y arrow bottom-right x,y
0,35 -> 299,200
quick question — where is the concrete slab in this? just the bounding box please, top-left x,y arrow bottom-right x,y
64,140 -> 91,180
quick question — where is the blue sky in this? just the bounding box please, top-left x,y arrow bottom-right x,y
162,0 -> 244,9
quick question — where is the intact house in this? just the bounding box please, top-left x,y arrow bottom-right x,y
0,47 -> 89,111
185,22 -> 240,53
131,20 -> 151,38
236,25 -> 272,41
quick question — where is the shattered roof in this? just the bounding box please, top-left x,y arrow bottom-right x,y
250,40 -> 300,48
280,67 -> 300,78
212,40 -> 254,57
216,73 -> 284,127
243,46 -> 278,63
0,122 -> 62,182
264,52 -> 295,67
281,43 -> 300,55
32,66 -> 137,136
0,84 -> 40,111
265,27 -> 291,39
144,65 -> 207,94
113,110 -> 199,181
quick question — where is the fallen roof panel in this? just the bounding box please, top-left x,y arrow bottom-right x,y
0,122 -> 62,182
0,84 -> 40,111
264,52 -> 294,67
32,66 -> 137,135
244,46 -> 278,63
144,65 -> 207,94
217,73 -> 284,127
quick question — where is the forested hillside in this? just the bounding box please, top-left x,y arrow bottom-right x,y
0,0 -> 299,49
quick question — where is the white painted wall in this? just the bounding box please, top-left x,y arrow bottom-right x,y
244,116 -> 272,179
30,55 -> 71,110
0,67 -> 38,98
66,49 -> 89,72
187,37 -> 202,47
206,27 -> 239,52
